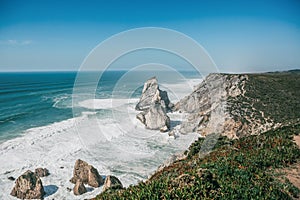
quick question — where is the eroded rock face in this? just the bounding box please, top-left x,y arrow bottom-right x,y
137,103 -> 170,131
73,180 -> 87,195
136,77 -> 172,131
10,170 -> 45,199
35,168 -> 49,177
102,175 -> 123,192
70,159 -> 104,187
175,73 -> 249,138
135,77 -> 172,112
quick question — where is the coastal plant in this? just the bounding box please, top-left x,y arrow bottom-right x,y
93,124 -> 300,200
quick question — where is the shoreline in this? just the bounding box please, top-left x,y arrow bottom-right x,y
0,78 -> 202,199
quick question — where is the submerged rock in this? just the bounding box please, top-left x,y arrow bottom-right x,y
102,175 -> 123,192
70,159 -> 104,187
137,102 -> 170,131
135,77 -> 172,112
10,170 -> 45,199
35,167 -> 49,177
73,180 -> 87,195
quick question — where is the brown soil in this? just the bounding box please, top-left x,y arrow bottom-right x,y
281,135 -> 300,193
284,163 -> 300,190
294,135 -> 300,149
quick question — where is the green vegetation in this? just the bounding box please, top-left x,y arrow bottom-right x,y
228,71 -> 300,127
93,124 -> 300,200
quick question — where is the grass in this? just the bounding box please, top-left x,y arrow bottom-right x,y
93,124 -> 300,200
227,71 -> 300,128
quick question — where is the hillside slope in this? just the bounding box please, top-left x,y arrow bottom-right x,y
92,71 -> 300,199
94,124 -> 300,199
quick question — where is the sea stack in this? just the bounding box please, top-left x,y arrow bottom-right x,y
136,77 -> 173,112
70,159 -> 104,188
10,170 -> 45,199
136,77 -> 172,131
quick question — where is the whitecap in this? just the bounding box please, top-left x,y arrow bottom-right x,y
78,98 -> 139,110
0,78 -> 200,199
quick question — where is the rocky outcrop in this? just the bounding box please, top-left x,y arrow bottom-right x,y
137,102 -> 170,132
10,170 -> 45,199
102,175 -> 123,192
137,73 -> 278,138
175,73 -> 248,138
136,77 -> 173,112
136,77 -> 172,131
35,168 -> 49,177
73,180 -> 87,195
70,159 -> 104,188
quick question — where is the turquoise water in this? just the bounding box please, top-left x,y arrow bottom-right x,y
0,70 -> 202,199
0,70 -> 200,142
0,71 -> 124,141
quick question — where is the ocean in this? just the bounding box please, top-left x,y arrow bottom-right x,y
0,70 -> 201,199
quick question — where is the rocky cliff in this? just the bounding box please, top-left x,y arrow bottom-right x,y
175,71 -> 300,138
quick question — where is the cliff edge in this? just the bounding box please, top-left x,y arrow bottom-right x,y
175,71 -> 300,138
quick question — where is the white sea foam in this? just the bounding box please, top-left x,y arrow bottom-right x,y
0,78 -> 201,200
78,98 -> 139,110
52,94 -> 73,109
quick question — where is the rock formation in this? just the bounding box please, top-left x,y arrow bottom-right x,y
102,175 -> 123,192
135,77 -> 173,112
136,77 -> 172,131
136,73 -> 283,138
73,180 -> 87,195
35,168 -> 49,177
175,73 -> 247,138
70,159 -> 104,187
137,102 -> 170,132
10,170 -> 45,199
174,73 -> 282,139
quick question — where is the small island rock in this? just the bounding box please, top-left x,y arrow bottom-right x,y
137,103 -> 170,131
10,170 -> 45,199
135,77 -> 172,112
70,159 -> 104,187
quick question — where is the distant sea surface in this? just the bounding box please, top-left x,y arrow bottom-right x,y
0,72 -> 75,141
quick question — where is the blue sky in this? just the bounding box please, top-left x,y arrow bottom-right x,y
0,0 -> 300,72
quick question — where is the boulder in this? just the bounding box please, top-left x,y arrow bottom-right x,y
70,159 -> 104,187
135,77 -> 172,112
137,102 -> 170,131
73,180 -> 87,195
10,170 -> 45,199
35,168 -> 49,177
102,175 -> 123,192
